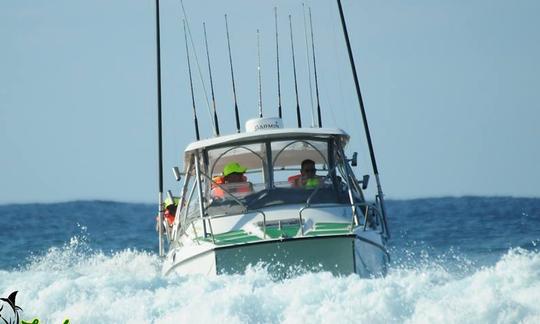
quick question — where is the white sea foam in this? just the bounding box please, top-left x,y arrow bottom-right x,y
1,239 -> 540,324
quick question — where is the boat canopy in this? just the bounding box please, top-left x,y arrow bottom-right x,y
183,127 -> 349,169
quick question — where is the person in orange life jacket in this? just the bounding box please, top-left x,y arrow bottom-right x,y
288,159 -> 321,189
155,197 -> 178,231
163,202 -> 176,226
212,162 -> 252,198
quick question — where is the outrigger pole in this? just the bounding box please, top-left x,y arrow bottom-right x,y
309,8 -> 323,128
154,0 -> 165,257
289,15 -> 302,128
336,0 -> 389,237
203,23 -> 220,136
257,29 -> 263,118
183,20 -> 200,141
225,15 -> 241,133
274,7 -> 282,119
302,3 -> 315,128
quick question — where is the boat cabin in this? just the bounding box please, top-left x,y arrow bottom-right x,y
173,123 -> 371,238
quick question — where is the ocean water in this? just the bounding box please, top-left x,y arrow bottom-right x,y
1,197 -> 539,323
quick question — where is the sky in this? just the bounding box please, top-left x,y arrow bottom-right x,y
1,0 -> 539,204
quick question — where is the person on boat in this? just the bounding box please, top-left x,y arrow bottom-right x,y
155,196 -> 178,232
288,159 -> 322,189
223,162 -> 248,183
212,162 -> 252,198
163,197 -> 177,226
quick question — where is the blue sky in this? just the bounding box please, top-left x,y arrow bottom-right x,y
1,0 -> 539,204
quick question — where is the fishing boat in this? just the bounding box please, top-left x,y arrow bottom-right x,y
152,0 -> 391,277
162,118 -> 389,276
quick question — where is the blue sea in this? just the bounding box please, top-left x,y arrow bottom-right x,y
1,197 -> 539,323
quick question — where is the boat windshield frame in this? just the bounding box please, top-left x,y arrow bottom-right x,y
175,130 -> 366,233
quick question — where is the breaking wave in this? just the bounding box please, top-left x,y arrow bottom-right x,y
1,236 -> 540,323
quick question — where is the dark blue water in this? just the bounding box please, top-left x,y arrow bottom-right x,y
1,197 -> 538,270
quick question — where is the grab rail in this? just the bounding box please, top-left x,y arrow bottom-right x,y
298,202 -> 384,236
202,209 -> 268,240
184,202 -> 383,243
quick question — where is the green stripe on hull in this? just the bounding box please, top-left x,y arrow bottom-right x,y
313,223 -> 351,230
264,225 -> 301,238
198,222 -> 353,245
199,230 -> 262,245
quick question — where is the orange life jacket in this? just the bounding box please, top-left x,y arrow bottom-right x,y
155,209 -> 175,227
164,209 -> 175,226
288,174 -> 321,189
288,174 -> 302,188
212,175 -> 250,198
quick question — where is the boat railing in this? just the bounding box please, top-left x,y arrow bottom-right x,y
202,209 -> 268,241
298,202 -> 384,235
201,201 -> 382,240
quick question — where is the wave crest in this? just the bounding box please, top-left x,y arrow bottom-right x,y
1,240 -> 539,323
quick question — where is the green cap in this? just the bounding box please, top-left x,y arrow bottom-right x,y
164,196 -> 180,207
223,162 -> 247,177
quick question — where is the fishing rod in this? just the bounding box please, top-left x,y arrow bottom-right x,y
183,20 -> 200,140
180,0 -> 216,136
203,22 -> 220,136
289,15 -> 302,128
274,7 -> 282,119
154,0 -> 164,257
309,8 -> 322,127
302,3 -> 315,127
336,0 -> 389,238
257,29 -> 263,118
225,15 -> 241,133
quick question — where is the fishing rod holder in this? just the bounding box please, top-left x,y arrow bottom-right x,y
358,175 -> 370,190
346,152 -> 358,167
172,167 -> 185,182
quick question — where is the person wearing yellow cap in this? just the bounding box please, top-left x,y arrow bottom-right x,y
212,162 -> 251,199
155,196 -> 179,232
222,162 -> 248,184
163,197 -> 179,226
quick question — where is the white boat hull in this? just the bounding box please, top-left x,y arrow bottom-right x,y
163,233 -> 388,278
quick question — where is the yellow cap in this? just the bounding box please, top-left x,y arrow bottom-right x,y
223,162 -> 247,177
164,196 -> 180,208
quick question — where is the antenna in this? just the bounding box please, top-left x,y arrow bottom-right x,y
203,22 -> 220,136
154,0 -> 164,257
289,15 -> 302,128
274,7 -> 282,119
225,15 -> 241,133
183,20 -> 200,140
309,8 -> 322,127
257,29 -> 263,118
302,4 -> 315,127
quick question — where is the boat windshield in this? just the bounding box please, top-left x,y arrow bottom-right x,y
204,138 -> 354,216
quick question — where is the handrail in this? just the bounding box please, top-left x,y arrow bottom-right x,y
298,202 -> 384,236
272,139 -> 328,166
209,145 -> 266,177
202,209 -> 268,241
181,201 -> 382,244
